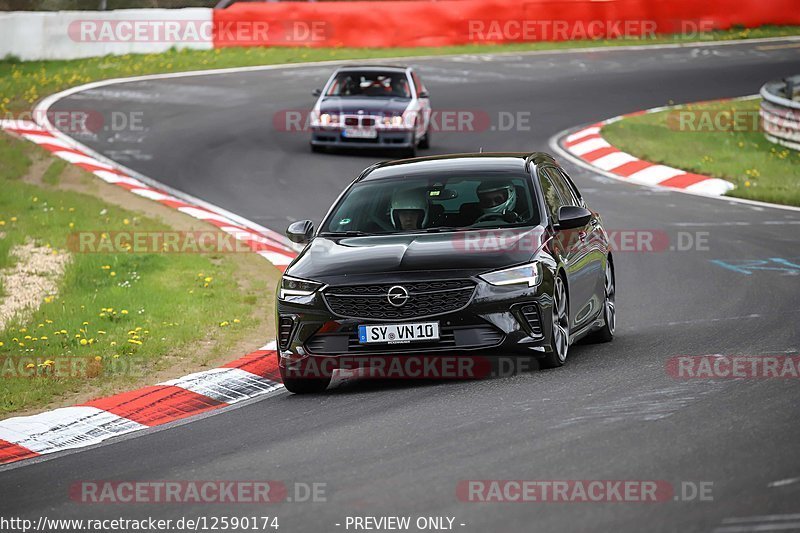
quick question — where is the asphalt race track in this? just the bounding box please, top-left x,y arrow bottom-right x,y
3,40 -> 800,532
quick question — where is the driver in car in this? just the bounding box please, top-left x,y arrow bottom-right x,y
390,188 -> 429,230
476,180 -> 521,223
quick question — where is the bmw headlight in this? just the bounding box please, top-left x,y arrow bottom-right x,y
479,262 -> 541,288
279,275 -> 324,300
383,114 -> 405,128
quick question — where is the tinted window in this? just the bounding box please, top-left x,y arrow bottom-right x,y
545,167 -> 580,207
325,71 -> 411,98
538,169 -> 566,222
322,174 -> 540,235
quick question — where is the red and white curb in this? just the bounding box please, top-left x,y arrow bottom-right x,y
559,108 -> 735,196
0,342 -> 282,464
0,119 -> 299,466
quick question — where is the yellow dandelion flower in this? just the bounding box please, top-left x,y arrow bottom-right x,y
80,338 -> 88,346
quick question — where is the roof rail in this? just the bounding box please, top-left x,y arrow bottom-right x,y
524,151 -> 555,172
356,161 -> 386,182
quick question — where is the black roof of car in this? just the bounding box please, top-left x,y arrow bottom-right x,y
358,152 -> 557,182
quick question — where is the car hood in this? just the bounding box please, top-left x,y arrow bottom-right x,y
319,96 -> 410,116
286,227 -> 546,284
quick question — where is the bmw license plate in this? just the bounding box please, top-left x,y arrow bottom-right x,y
343,127 -> 377,139
358,322 -> 440,344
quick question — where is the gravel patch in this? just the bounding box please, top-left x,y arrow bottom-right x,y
0,243 -> 69,331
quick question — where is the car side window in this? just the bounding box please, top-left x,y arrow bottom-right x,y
538,169 -> 566,223
545,167 -> 580,207
557,168 -> 584,207
411,72 -> 425,97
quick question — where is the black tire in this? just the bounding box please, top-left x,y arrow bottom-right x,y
419,128 -> 431,149
401,143 -> 416,159
540,274 -> 570,369
586,258 -> 616,343
279,365 -> 331,394
311,144 -> 324,153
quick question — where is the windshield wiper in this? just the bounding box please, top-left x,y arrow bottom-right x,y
423,226 -> 472,233
319,231 -> 373,237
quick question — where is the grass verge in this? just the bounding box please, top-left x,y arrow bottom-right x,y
0,133 -> 279,417
602,98 -> 800,206
2,26 -> 799,114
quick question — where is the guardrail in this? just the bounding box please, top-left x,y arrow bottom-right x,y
760,75 -> 800,151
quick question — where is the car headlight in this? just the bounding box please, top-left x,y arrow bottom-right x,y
383,114 -> 405,127
479,262 -> 541,288
279,275 -> 324,300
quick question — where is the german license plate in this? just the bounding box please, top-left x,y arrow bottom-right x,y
358,322 -> 440,344
343,127 -> 377,139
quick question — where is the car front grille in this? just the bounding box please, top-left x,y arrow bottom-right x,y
305,324 -> 504,355
322,280 -> 477,320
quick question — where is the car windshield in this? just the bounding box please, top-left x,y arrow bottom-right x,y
321,174 -> 540,235
325,71 -> 411,98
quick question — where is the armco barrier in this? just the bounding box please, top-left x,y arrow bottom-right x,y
0,8 -> 212,61
760,76 -> 800,151
212,0 -> 800,48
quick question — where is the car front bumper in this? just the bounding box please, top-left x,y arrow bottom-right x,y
276,277 -> 557,377
311,127 -> 415,149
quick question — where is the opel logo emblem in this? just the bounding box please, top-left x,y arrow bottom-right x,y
387,285 -> 409,307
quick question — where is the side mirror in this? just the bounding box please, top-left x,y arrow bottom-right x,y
286,220 -> 315,244
418,90 -> 429,99
556,206 -> 592,230
312,88 -> 322,97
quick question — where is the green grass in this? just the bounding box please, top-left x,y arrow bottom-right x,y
1,25 -> 799,114
0,136 -> 277,415
603,98 -> 800,206
0,134 -> 31,181
41,159 -> 66,185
